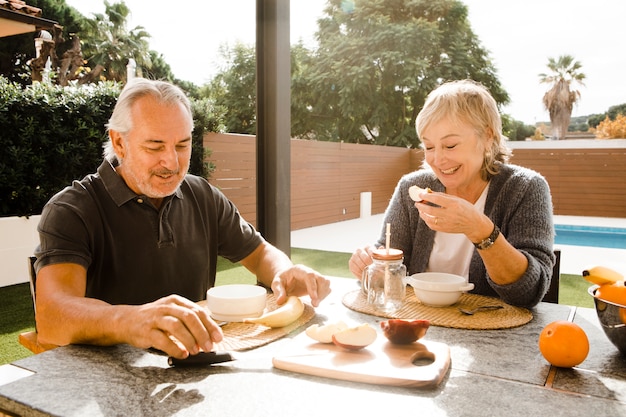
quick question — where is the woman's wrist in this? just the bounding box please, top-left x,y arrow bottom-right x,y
467,217 -> 494,244
473,224 -> 500,250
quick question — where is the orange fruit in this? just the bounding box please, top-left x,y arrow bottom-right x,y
595,284 -> 626,306
538,320 -> 589,368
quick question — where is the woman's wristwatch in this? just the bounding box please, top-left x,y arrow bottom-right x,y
474,224 -> 500,250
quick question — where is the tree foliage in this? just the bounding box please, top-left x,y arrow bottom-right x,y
302,0 -> 508,147
203,41 -> 323,137
539,55 -> 585,140
190,98 -> 227,177
587,103 -> 626,129
501,114 -> 536,141
205,42 -> 257,135
291,42 -> 322,139
80,1 -> 152,82
202,0 -> 508,147
607,103 -> 626,121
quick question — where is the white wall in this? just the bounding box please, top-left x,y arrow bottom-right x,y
0,215 -> 40,287
507,138 -> 626,149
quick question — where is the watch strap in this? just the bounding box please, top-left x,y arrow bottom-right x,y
474,224 -> 500,250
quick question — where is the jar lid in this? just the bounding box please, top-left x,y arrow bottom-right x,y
371,248 -> 404,260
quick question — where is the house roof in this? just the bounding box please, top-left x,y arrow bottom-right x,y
0,0 -> 58,38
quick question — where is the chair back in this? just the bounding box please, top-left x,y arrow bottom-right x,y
28,256 -> 37,321
542,249 -> 561,304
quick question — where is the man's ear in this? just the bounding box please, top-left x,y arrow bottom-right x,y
109,130 -> 126,160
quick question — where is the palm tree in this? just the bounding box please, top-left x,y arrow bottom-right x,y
81,1 -> 152,82
539,55 -> 585,140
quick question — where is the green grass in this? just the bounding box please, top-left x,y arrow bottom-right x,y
215,248 -> 355,286
0,283 -> 36,365
559,273 -> 594,308
0,249 -> 593,365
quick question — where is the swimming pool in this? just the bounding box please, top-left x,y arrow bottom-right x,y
554,224 -> 626,249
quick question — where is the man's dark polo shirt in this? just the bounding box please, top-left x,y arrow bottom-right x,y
35,160 -> 263,305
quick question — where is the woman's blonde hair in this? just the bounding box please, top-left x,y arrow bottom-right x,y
415,80 -> 511,180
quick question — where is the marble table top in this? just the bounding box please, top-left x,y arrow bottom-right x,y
1,277 -> 625,417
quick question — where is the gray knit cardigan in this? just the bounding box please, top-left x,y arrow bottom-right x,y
374,163 -> 555,308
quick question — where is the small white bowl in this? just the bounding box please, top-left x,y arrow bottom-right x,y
405,272 -> 474,307
206,284 -> 267,322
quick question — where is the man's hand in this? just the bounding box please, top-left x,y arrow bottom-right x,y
125,295 -> 224,359
241,242 -> 331,308
37,263 -> 224,360
270,264 -> 331,307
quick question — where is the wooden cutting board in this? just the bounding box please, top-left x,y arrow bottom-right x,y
272,331 -> 451,388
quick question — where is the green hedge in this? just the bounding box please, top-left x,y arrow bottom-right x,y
0,79 -> 119,217
0,77 -> 221,218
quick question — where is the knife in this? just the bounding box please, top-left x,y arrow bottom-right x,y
168,351 -> 235,367
168,348 -> 331,368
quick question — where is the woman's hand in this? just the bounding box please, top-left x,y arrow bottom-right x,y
349,245 -> 377,280
416,191 -> 528,285
416,192 -> 493,242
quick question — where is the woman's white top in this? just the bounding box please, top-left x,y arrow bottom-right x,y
426,183 -> 490,279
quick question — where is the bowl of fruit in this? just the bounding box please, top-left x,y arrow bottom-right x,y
584,266 -> 626,355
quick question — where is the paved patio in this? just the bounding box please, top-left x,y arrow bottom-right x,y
291,214 -> 626,276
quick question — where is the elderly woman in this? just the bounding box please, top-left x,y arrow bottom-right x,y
349,80 -> 555,308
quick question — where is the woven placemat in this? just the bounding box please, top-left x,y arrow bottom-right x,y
342,289 -> 532,330
200,294 -> 315,351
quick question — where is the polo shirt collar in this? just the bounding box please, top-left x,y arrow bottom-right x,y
97,159 -> 184,207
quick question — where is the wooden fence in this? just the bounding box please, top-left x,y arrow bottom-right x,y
204,133 -> 626,229
205,133 -> 422,229
510,147 -> 626,218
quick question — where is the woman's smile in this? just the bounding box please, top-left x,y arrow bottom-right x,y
440,165 -> 460,175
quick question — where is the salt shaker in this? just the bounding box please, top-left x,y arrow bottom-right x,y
362,248 -> 406,313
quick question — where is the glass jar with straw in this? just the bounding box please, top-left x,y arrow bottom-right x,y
362,223 -> 407,313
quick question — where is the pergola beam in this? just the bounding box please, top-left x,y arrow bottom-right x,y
256,0 -> 292,255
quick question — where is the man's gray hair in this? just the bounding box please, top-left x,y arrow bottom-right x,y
103,78 -> 193,162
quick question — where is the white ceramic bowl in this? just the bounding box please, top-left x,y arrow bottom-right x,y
405,272 -> 474,307
206,284 -> 267,322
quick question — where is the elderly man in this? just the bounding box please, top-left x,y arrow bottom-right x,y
34,78 -> 330,359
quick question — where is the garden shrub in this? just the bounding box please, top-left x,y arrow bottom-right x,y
190,98 -> 226,180
594,114 -> 626,139
0,78 -> 121,217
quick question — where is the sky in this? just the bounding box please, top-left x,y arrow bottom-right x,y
64,0 -> 626,125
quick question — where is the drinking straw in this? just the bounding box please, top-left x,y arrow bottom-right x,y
384,223 -> 391,305
385,223 -> 390,255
